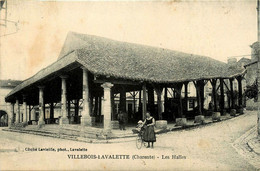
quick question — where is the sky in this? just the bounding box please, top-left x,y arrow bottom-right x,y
0,0 -> 257,80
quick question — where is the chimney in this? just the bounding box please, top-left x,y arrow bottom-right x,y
227,57 -> 237,67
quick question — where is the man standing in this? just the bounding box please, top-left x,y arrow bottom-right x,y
117,111 -> 126,130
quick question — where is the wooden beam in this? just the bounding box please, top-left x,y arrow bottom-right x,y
94,77 -> 140,85
174,83 -> 184,118
229,78 -> 235,109
142,84 -> 147,120
236,76 -> 243,108
210,79 -> 217,112
220,78 -> 225,115
223,80 -> 230,91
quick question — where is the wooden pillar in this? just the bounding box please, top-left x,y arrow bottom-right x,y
74,100 -> 79,124
220,78 -> 225,115
133,91 -> 136,115
38,86 -> 45,125
155,87 -> 163,120
210,79 -> 217,112
68,100 -> 71,123
60,75 -> 69,125
184,82 -> 189,113
175,83 -> 184,118
138,90 -> 142,113
119,86 -> 126,112
94,96 -> 99,116
200,82 -> 205,113
237,76 -> 243,108
194,81 -> 202,115
142,84 -> 147,120
28,105 -> 31,122
101,82 -> 113,133
111,90 -> 116,120
98,96 -> 102,116
50,103 -> 54,121
229,78 -> 235,109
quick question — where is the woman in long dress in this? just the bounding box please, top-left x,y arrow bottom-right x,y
143,112 -> 156,148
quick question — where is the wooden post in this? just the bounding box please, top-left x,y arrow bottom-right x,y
138,90 -> 142,113
111,90 -> 115,120
210,79 -> 217,112
229,78 -> 235,109
184,82 -> 189,113
119,86 -> 126,113
94,97 -> 98,116
50,103 -> 54,123
142,84 -> 147,120
133,91 -> 136,116
193,81 -> 201,115
175,83 -> 184,118
220,78 -> 225,115
236,76 -> 243,109
200,81 -> 205,113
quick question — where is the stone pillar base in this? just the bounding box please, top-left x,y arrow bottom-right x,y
230,109 -> 236,116
81,117 -> 95,126
155,120 -> 168,129
22,122 -> 28,127
194,115 -> 205,124
176,118 -> 187,126
111,121 -> 119,129
212,112 -> 221,121
101,129 -> 112,139
239,108 -> 244,114
38,120 -> 45,125
59,117 -> 69,125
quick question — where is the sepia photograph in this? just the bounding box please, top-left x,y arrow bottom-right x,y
0,0 -> 260,170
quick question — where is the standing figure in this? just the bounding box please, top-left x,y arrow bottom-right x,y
117,111 -> 126,130
143,112 -> 156,148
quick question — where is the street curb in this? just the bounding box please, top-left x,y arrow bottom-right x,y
232,126 -> 260,170
247,137 -> 260,155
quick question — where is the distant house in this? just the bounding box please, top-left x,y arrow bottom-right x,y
0,79 -> 22,126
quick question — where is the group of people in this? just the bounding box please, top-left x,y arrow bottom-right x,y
117,111 -> 156,148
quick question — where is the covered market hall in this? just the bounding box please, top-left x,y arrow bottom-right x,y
5,32 -> 246,136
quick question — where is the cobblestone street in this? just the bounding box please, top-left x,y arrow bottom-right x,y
0,111 -> 259,170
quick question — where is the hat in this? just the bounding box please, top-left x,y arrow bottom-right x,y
138,120 -> 143,124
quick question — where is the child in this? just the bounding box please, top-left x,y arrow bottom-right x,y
132,120 -> 143,134
136,120 -> 144,132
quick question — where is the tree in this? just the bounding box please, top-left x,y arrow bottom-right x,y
244,80 -> 258,102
